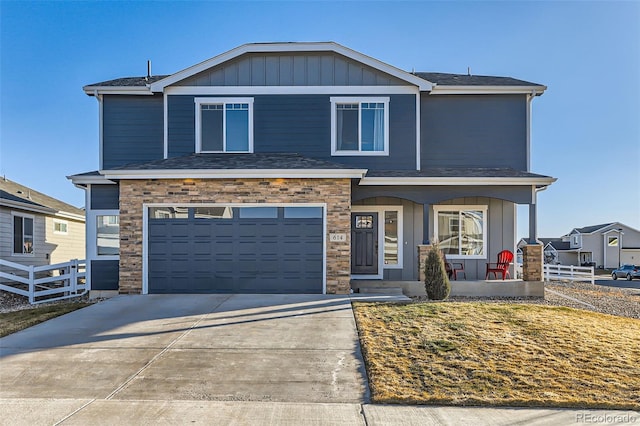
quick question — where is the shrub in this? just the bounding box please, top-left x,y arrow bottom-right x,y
424,245 -> 451,300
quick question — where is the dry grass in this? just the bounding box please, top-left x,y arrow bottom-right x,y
0,302 -> 91,338
353,302 -> 640,409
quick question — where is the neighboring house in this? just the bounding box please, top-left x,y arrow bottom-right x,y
0,177 -> 85,267
69,42 -> 555,295
518,223 -> 640,268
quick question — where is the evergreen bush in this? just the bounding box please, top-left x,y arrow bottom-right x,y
424,245 -> 451,300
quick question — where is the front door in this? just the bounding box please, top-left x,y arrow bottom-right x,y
351,213 -> 378,275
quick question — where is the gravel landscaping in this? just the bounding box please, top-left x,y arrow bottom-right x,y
414,280 -> 640,319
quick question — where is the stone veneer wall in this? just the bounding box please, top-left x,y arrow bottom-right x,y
118,178 -> 352,294
417,244 -> 432,282
522,243 -> 544,282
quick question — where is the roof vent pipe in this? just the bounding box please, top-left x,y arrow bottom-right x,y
147,60 -> 152,80
467,67 -> 471,76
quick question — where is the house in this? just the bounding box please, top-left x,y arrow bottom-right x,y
518,223 -> 640,268
69,42 -> 555,296
0,177 -> 85,267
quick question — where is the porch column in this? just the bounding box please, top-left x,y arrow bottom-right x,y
423,203 -> 430,245
522,244 -> 544,282
527,189 -> 538,244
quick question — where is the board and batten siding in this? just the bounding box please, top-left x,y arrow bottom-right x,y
168,94 -> 416,170
102,94 -> 164,169
420,94 -> 528,170
174,52 -> 408,87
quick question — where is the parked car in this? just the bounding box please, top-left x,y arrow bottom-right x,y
611,265 -> 640,281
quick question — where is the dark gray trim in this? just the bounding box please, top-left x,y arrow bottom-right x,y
90,184 -> 119,210
90,260 -> 119,290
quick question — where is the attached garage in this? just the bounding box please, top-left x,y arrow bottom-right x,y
146,205 -> 324,294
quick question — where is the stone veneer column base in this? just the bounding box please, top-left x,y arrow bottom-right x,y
522,243 -> 544,282
417,244 -> 432,282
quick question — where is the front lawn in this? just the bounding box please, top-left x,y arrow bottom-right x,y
353,302 -> 640,409
0,302 -> 91,338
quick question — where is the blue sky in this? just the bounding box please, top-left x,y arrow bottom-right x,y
1,1 -> 638,238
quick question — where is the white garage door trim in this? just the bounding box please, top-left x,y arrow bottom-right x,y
142,202 -> 327,294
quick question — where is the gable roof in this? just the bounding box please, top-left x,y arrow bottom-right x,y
571,223 -> 615,234
539,238 -> 572,251
83,42 -> 545,95
0,177 -> 85,220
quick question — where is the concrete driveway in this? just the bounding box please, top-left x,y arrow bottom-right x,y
0,294 -> 369,404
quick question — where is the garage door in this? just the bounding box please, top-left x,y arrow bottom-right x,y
147,206 -> 323,294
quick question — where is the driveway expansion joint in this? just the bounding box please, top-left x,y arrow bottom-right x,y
104,295 -> 232,400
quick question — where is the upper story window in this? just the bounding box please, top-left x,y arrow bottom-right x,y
54,219 -> 69,235
12,213 -> 34,255
330,97 -> 389,156
195,97 -> 254,153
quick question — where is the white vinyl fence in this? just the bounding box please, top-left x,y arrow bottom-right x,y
544,264 -> 594,285
0,259 -> 87,304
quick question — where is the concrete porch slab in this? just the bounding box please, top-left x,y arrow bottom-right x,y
352,280 -> 544,298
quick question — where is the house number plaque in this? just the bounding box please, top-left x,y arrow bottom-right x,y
329,233 -> 347,242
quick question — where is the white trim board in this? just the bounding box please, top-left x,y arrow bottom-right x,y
100,168 -> 367,180
351,205 -> 404,280
164,86 -> 419,95
359,176 -> 557,186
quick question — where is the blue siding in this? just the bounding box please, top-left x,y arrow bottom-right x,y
103,95 -> 164,168
167,95 -> 197,157
421,94 -> 527,170
90,184 -> 119,210
91,260 -> 119,290
168,94 -> 417,170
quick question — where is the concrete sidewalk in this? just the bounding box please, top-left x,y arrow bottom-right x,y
1,399 -> 638,425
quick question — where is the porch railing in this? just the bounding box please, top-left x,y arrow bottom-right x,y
0,259 -> 87,304
544,264 -> 594,285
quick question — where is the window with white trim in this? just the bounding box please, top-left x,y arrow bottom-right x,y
12,213 -> 34,255
53,219 -> 68,235
608,236 -> 619,247
331,97 -> 389,155
434,206 -> 487,258
195,97 -> 253,153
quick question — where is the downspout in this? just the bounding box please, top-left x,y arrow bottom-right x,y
526,90 -> 537,172
94,91 -> 104,170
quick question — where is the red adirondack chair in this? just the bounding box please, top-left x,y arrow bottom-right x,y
485,250 -> 514,280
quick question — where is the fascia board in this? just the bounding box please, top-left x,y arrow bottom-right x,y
83,86 -> 153,96
150,42 -> 432,92
358,176 -> 557,186
54,211 -> 86,222
429,85 -> 547,95
66,174 -> 117,185
100,168 -> 368,180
